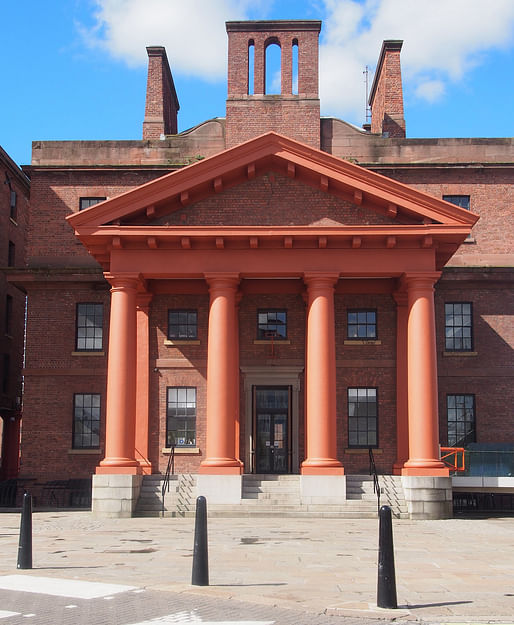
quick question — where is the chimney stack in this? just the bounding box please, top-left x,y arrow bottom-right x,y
369,40 -> 406,138
143,46 -> 180,140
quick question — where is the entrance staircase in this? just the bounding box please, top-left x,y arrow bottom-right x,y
135,474 -> 408,519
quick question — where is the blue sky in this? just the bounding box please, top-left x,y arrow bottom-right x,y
2,0 -> 514,167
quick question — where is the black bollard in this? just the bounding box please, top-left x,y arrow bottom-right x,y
377,504 -> 397,609
17,493 -> 33,569
191,496 -> 209,586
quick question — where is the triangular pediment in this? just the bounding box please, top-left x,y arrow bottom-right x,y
67,132 -> 478,231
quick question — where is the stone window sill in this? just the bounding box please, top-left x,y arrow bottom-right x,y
164,340 -> 201,346
68,448 -> 102,454
253,339 -> 291,345
344,340 -> 381,345
71,351 -> 105,356
443,351 -> 478,357
345,448 -> 382,454
162,447 -> 201,455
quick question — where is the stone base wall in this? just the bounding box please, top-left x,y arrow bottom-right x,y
92,474 -> 143,518
401,476 -> 452,519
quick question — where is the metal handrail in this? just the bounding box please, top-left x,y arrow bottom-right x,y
369,447 -> 381,512
440,447 -> 466,472
161,445 -> 175,517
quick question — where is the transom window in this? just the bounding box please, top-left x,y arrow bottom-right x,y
73,393 -> 100,449
76,303 -> 103,351
445,303 -> 473,351
166,387 -> 196,447
79,197 -> 106,211
447,394 -> 475,447
348,387 -> 378,448
168,310 -> 198,340
257,310 -> 287,339
347,309 -> 377,339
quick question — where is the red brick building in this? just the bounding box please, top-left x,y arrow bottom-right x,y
12,21 -> 513,518
0,146 -> 29,483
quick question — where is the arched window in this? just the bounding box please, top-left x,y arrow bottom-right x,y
292,39 -> 299,95
248,39 -> 254,95
265,39 -> 281,94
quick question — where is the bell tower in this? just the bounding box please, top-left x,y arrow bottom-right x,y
225,20 -> 321,149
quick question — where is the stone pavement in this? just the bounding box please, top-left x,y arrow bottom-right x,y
0,511 -> 513,623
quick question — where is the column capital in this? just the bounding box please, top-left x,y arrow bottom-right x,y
392,289 -> 408,307
204,272 -> 240,290
104,272 -> 143,291
136,293 -> 153,312
401,272 -> 441,290
303,272 -> 340,287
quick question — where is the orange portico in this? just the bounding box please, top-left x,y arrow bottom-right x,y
67,131 -> 477,508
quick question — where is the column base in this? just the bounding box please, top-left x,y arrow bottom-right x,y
199,458 -> 243,474
393,462 -> 405,475
137,459 -> 153,475
91,473 -> 143,518
301,459 -> 344,476
402,467 -> 449,477
196,473 -> 242,504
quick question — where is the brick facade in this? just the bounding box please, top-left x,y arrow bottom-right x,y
12,20 -> 513,490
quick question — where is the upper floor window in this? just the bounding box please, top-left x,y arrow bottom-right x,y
79,197 -> 106,211
168,310 -> 198,340
348,387 -> 378,448
347,309 -> 377,339
443,195 -> 470,210
10,190 -> 17,220
73,393 -> 101,449
5,295 -> 13,336
444,195 -> 472,241
445,303 -> 473,351
7,241 -> 15,267
2,354 -> 9,393
166,387 -> 196,447
76,303 -> 103,351
447,394 -> 475,447
257,310 -> 287,340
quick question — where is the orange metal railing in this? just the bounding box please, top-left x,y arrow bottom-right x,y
440,447 -> 466,472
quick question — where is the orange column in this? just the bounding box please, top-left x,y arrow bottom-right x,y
301,273 -> 344,475
402,273 -> 448,476
200,273 -> 242,474
234,293 -> 243,468
393,290 -> 409,474
97,274 -> 140,474
135,293 -> 153,474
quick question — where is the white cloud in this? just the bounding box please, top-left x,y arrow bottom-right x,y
83,0 -> 255,79
319,0 -> 514,120
415,80 -> 445,103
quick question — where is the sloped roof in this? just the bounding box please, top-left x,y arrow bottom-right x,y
67,131 -> 478,230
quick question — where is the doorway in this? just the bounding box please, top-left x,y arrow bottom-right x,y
254,386 -> 290,474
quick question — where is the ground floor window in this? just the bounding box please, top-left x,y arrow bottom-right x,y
447,394 -> 475,446
166,387 -> 196,447
73,393 -> 100,449
348,387 -> 377,447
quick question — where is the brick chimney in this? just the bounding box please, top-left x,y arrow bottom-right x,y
369,40 -> 406,138
225,21 -> 321,149
142,46 -> 180,140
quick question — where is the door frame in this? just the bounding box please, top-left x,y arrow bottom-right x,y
241,365 -> 303,473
